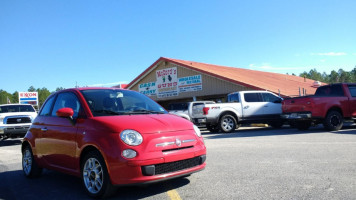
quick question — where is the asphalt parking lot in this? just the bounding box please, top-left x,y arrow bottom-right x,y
1,124 -> 356,200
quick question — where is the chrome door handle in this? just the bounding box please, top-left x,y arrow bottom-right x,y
41,128 -> 48,132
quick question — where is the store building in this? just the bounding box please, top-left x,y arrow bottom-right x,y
126,57 -> 322,108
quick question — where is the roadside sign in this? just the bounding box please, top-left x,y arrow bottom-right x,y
19,92 -> 38,105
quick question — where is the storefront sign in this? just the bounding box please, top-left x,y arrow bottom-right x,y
178,75 -> 202,92
139,82 -> 157,96
156,67 -> 178,98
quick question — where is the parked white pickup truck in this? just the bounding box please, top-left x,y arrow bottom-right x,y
0,104 -> 37,140
168,101 -> 215,121
192,91 -> 284,133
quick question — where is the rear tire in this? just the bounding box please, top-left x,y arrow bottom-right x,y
296,121 -> 311,130
219,114 -> 237,133
323,111 -> 343,131
81,151 -> 116,198
22,146 -> 42,178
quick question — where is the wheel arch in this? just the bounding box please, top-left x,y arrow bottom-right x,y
218,111 -> 238,123
325,107 -> 343,118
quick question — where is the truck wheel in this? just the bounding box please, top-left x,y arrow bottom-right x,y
22,146 -> 42,178
206,124 -> 220,133
296,121 -> 311,130
82,151 -> 116,198
219,114 -> 237,133
323,111 -> 343,131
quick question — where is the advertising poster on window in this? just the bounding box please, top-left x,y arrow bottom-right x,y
156,67 -> 178,98
178,75 -> 202,92
139,82 -> 157,96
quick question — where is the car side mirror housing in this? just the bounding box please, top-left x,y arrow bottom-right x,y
56,108 -> 74,118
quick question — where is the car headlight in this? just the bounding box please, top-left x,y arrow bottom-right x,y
120,129 -> 143,146
193,125 -> 201,137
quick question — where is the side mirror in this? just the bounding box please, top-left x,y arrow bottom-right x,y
56,107 -> 74,118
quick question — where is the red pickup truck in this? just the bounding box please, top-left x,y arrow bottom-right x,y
282,83 -> 356,131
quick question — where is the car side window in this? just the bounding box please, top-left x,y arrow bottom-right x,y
39,95 -> 56,116
348,85 -> 356,97
228,93 -> 240,102
51,92 -> 81,118
244,93 -> 262,102
262,93 -> 280,103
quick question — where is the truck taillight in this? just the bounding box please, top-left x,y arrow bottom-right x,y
203,107 -> 210,115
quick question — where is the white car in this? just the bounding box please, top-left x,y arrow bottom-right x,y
0,104 -> 37,140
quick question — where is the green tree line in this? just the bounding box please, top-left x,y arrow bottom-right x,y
1,67 -> 356,106
0,86 -> 64,106
299,67 -> 356,83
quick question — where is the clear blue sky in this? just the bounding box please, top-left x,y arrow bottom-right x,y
1,0 -> 355,93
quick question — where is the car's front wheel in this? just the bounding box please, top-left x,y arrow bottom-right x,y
82,151 -> 116,198
22,145 -> 42,178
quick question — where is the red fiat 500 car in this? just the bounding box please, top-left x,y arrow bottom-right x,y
22,88 -> 206,198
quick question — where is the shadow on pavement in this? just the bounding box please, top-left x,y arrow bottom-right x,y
202,124 -> 356,140
0,168 -> 190,200
0,138 -> 22,147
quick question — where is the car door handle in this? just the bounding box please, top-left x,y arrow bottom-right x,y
244,106 -> 249,109
41,128 -> 48,132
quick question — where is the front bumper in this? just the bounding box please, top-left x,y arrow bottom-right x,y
281,112 -> 312,120
108,147 -> 207,186
0,125 -> 30,136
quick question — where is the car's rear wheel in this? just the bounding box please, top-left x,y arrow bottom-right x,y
219,114 -> 237,133
296,121 -> 311,130
323,111 -> 343,131
82,151 -> 116,198
22,145 -> 42,178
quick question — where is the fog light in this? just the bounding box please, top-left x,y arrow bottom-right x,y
122,149 -> 137,159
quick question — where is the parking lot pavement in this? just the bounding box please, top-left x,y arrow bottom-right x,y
1,124 -> 356,199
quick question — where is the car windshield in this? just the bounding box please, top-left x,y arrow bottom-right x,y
0,105 -> 35,113
81,89 -> 167,116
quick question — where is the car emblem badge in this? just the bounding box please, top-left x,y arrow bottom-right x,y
175,138 -> 181,146
17,119 -> 22,122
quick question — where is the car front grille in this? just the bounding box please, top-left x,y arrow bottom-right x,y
142,156 -> 205,176
6,117 -> 32,124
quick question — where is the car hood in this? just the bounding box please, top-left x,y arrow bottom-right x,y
91,114 -> 193,134
0,112 -> 37,118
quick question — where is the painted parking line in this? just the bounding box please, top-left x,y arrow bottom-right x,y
167,189 -> 182,200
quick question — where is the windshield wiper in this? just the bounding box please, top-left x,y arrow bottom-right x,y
125,109 -> 165,114
93,110 -> 123,115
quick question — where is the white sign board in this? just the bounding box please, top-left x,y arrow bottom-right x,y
178,75 -> 202,92
19,92 -> 38,105
156,67 -> 178,98
139,82 -> 157,96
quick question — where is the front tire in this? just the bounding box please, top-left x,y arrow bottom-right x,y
323,111 -> 343,131
22,146 -> 42,178
219,114 -> 237,133
82,151 -> 116,198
